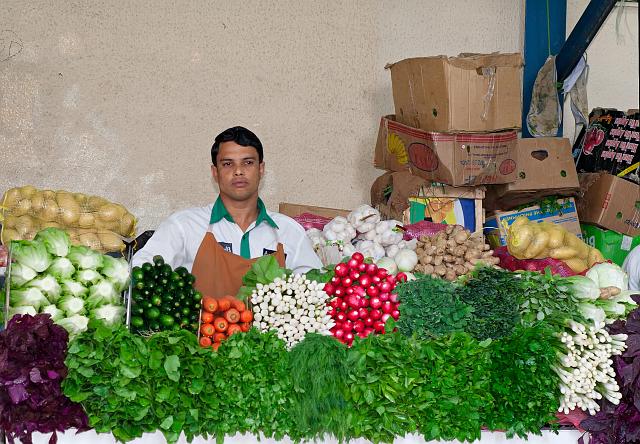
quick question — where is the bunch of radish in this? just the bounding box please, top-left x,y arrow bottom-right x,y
325,252 -> 405,346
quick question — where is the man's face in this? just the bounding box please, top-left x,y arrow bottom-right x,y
211,141 -> 264,202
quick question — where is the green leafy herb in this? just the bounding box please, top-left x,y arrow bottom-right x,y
237,256 -> 289,300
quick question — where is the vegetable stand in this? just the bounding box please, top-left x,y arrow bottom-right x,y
24,429 -> 582,444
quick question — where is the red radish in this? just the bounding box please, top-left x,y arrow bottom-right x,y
359,297 -> 369,308
359,275 -> 371,288
391,310 -> 400,321
347,309 -> 360,322
331,276 -> 341,285
339,300 -> 348,311
328,308 -> 336,317
364,317 -> 374,327
357,331 -> 368,339
349,270 -> 361,281
377,269 -> 388,278
379,292 -> 390,302
336,312 -> 347,323
396,272 -> 408,282
343,321 -> 354,332
352,252 -> 364,263
334,287 -> 344,297
341,277 -> 353,287
346,287 -> 355,295
381,301 -> 394,314
386,275 -> 397,285
346,294 -> 360,309
370,308 -> 382,320
353,286 -> 366,297
353,320 -> 365,333
366,286 -> 379,298
381,313 -> 391,323
324,283 -> 336,295
390,293 -> 399,303
358,307 -> 369,319
334,329 -> 345,340
329,298 -> 340,309
335,263 -> 349,277
372,276 -> 382,285
366,263 -> 378,276
369,297 -> 382,310
364,327 -> 375,336
347,258 -> 359,269
358,263 -> 367,272
344,332 -> 354,342
379,281 -> 393,294
373,321 -> 385,333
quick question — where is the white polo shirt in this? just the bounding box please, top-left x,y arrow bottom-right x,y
131,198 -> 322,274
623,245 -> 640,291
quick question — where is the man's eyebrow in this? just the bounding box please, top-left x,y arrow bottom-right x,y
219,156 -> 258,162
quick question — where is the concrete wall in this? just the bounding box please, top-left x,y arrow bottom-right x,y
563,0 -> 639,140
0,1 -> 523,231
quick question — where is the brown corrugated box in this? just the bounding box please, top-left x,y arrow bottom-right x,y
386,53 -> 523,132
278,203 -> 349,219
374,115 -> 518,187
485,137 -> 580,210
576,173 -> 640,236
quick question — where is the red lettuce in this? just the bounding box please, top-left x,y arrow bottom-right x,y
580,296 -> 640,443
0,314 -> 89,444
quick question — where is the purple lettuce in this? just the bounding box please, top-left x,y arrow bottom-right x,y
0,314 -> 89,444
580,295 -> 640,443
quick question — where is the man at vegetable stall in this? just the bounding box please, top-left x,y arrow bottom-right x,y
132,126 -> 322,298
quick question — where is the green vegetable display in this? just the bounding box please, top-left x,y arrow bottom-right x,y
129,255 -> 200,334
5,228 -> 128,337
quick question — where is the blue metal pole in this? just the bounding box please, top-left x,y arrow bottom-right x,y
522,0 -> 567,138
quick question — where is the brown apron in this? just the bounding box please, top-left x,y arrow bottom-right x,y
191,231 -> 286,298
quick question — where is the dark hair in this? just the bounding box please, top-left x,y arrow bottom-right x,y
210,126 -> 264,165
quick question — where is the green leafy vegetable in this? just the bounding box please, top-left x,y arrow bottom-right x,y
237,255 -> 289,300
11,239 -> 52,272
34,227 -> 72,257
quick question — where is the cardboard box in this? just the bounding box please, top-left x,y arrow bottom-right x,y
581,223 -> 640,266
576,173 -> 640,236
485,137 -> 580,210
278,203 -> 350,219
574,108 -> 640,184
370,171 -> 484,232
374,116 -> 518,186
387,53 -> 523,132
484,197 -> 582,248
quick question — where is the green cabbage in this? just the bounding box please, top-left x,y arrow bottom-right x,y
585,263 -> 629,291
75,269 -> 101,285
67,245 -> 103,270
87,280 -> 120,308
61,280 -> 89,298
100,256 -> 130,292
90,304 -> 125,327
10,288 -> 49,311
9,263 -> 37,288
27,275 -> 62,303
42,304 -> 65,321
11,240 -> 52,272
9,305 -> 38,317
47,257 -> 75,280
565,275 -> 601,300
58,294 -> 86,316
34,227 -> 72,257
57,314 -> 89,337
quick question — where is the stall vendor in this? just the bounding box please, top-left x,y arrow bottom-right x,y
623,245 -> 640,292
132,126 -> 322,298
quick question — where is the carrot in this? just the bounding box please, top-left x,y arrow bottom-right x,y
199,336 -> 212,347
213,332 -> 226,343
227,324 -> 242,336
240,322 -> 251,332
202,297 -> 218,313
224,308 -> 240,324
240,310 -> 253,323
201,311 -> 214,324
217,298 -> 231,311
200,323 -> 215,337
212,342 -> 221,352
231,299 -> 246,312
214,317 -> 228,332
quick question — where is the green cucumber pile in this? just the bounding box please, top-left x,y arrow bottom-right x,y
130,255 -> 201,333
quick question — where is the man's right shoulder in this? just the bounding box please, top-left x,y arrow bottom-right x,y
163,203 -> 213,228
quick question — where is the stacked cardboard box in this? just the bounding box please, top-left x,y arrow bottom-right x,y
371,53 -> 524,232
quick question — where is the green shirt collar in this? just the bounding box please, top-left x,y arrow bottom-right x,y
210,197 -> 278,229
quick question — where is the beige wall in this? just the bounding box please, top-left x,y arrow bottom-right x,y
1,1 -> 523,232
563,1 -> 639,140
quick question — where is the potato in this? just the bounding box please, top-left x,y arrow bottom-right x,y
1,188 -> 21,208
41,221 -> 62,229
79,232 -> 101,249
119,213 -> 136,237
507,224 -> 534,255
1,228 -> 20,244
30,191 -> 45,213
98,231 -> 125,252
588,248 -> 605,267
548,246 -> 579,260
87,196 -> 109,211
14,215 -> 35,236
564,257 -> 588,273
39,199 -> 60,222
42,190 -> 57,200
10,198 -> 32,217
56,192 -> 81,225
546,227 -> 565,249
78,212 -> 96,228
2,214 -> 18,229
97,203 -> 125,222
19,185 -> 37,198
